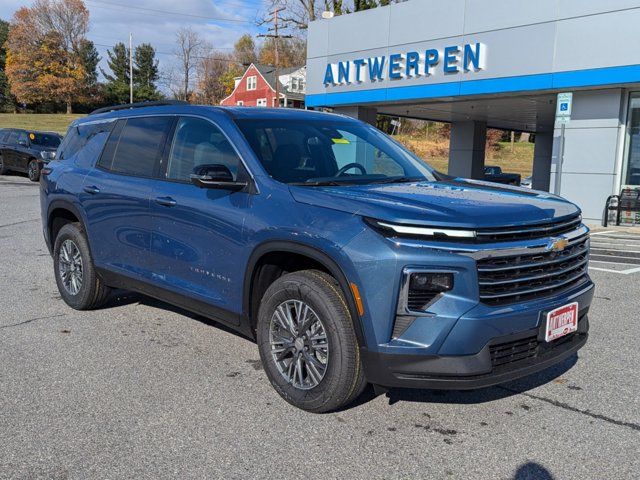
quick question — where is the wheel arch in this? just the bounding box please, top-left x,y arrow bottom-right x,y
47,200 -> 88,249
243,241 -> 367,347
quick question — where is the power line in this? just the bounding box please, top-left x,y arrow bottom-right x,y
88,34 -> 236,51
257,7 -> 293,108
84,0 -> 258,24
92,42 -> 241,64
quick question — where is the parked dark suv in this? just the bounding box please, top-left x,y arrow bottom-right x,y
40,102 -> 593,412
0,128 -> 62,181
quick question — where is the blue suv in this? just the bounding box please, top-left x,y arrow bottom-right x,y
40,101 -> 593,412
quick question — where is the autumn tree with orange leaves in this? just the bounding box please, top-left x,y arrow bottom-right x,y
5,0 -> 92,113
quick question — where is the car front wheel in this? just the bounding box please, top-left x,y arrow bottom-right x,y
0,154 -> 7,175
257,270 -> 366,413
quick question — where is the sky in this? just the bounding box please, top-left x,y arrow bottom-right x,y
0,0 -> 270,87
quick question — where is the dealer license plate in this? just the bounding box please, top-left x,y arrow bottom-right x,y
545,302 -> 578,342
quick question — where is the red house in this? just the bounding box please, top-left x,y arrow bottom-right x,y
221,63 -> 306,108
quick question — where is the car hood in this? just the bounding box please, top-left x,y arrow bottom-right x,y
289,179 -> 579,228
30,144 -> 58,153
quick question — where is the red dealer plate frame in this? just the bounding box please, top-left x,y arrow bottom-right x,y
545,302 -> 578,342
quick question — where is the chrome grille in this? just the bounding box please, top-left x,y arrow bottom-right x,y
475,214 -> 582,242
477,236 -> 589,306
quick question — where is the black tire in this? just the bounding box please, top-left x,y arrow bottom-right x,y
257,269 -> 366,413
0,154 -> 7,175
53,222 -> 111,310
27,159 -> 40,182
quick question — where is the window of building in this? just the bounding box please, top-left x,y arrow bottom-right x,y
98,116 -> 172,177
237,101 -> 244,106
624,93 -> 640,186
291,77 -> 299,91
165,117 -> 241,182
257,98 -> 267,107
246,75 -> 257,90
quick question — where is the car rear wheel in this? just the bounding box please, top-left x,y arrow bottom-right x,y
53,223 -> 111,310
257,270 -> 366,413
27,159 -> 40,182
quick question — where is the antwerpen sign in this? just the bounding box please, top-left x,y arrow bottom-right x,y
323,42 -> 486,86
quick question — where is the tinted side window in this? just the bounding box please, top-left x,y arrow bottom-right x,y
166,117 -> 241,181
16,131 -> 28,145
5,131 -> 18,145
99,116 -> 172,177
59,121 -> 115,160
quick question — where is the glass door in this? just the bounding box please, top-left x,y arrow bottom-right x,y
623,93 -> 640,186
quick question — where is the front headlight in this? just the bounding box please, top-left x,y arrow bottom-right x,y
365,218 -> 477,240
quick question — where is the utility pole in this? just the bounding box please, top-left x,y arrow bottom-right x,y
258,8 -> 292,108
129,32 -> 133,104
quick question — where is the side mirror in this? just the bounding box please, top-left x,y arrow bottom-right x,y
40,151 -> 56,161
190,164 -> 247,191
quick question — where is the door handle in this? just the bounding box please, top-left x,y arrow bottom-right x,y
155,196 -> 177,207
83,185 -> 100,194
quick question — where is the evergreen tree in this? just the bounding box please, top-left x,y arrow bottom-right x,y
101,42 -> 130,104
77,39 -> 100,86
354,0 -> 378,11
134,43 -> 161,100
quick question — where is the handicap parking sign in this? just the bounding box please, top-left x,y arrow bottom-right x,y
556,92 -> 573,122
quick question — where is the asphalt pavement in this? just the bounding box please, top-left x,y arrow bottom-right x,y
0,174 -> 638,479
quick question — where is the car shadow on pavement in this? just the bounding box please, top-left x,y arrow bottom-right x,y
381,355 -> 578,407
102,289 -> 254,341
101,289 -> 578,412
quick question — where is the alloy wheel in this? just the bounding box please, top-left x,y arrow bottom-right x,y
58,239 -> 84,295
28,161 -> 38,181
269,300 -> 329,390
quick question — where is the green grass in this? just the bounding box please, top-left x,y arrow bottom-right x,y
395,135 -> 535,178
0,113 -> 85,134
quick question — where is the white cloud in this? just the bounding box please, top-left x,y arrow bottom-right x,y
1,0 -> 270,90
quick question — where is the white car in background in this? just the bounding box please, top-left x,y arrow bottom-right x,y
521,176 -> 533,188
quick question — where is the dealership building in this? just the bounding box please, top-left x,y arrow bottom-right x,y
305,0 -> 640,223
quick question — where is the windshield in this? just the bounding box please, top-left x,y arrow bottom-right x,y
30,133 -> 61,148
235,118 -> 436,185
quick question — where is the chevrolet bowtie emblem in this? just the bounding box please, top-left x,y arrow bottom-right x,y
548,237 -> 569,252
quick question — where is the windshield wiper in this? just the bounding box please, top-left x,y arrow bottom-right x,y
368,176 -> 425,185
289,180 -> 349,187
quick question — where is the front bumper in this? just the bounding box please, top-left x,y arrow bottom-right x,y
362,309 -> 589,390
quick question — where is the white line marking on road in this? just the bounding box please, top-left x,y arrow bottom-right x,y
589,267 -> 626,273
591,242 -> 640,248
590,231 -> 616,235
590,266 -> 640,274
590,259 -> 640,266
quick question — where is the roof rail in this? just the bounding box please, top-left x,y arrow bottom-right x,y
89,100 -> 189,116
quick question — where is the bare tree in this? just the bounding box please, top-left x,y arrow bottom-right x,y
32,0 -> 89,52
196,51 -> 243,105
174,27 -> 204,102
263,0 -> 318,30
